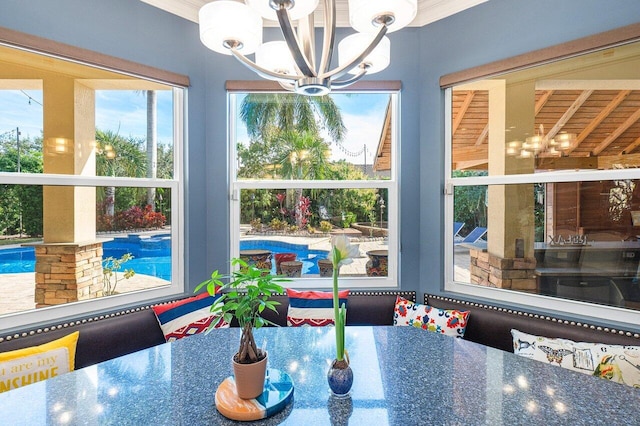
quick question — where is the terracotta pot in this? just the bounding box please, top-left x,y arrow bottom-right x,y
239,249 -> 272,273
232,351 -> 268,399
365,249 -> 388,276
318,258 -> 333,277
275,252 -> 297,274
280,260 -> 303,277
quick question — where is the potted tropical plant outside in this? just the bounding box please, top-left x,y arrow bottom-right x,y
195,257 -> 287,399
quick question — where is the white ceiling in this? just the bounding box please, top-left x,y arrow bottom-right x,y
140,0 -> 488,27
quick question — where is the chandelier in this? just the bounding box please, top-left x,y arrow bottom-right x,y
506,126 -> 577,159
198,0 -> 417,96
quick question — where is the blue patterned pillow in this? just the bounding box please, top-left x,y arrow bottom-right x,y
286,288 -> 349,326
152,292 -> 228,341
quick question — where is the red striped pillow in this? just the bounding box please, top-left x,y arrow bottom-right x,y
152,292 -> 228,342
286,288 -> 349,327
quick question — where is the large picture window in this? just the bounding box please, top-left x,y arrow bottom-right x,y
443,26 -> 640,327
229,88 -> 399,288
0,33 -> 187,330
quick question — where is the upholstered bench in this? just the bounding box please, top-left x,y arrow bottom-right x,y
425,293 -> 640,351
0,290 -> 416,370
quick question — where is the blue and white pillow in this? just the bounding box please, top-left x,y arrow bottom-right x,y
152,292 -> 228,342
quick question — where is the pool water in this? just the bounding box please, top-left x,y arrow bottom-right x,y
0,234 -> 172,281
0,237 -> 328,279
240,240 -> 329,275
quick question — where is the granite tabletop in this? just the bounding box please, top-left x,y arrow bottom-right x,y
1,326 -> 638,425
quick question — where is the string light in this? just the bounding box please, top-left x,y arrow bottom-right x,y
332,141 -> 365,158
19,90 -> 43,107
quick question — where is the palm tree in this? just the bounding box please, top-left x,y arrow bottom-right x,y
277,130 -> 331,180
276,130 -> 331,227
240,93 -> 346,144
95,129 -> 146,218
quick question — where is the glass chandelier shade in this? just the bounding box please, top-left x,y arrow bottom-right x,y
198,0 -> 417,95
338,34 -> 390,75
199,1 -> 263,55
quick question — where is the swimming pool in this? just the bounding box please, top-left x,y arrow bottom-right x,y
0,237 -> 328,279
0,234 -> 172,280
240,240 -> 329,275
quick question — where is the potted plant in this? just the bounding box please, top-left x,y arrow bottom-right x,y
327,235 -> 359,397
195,257 -> 287,399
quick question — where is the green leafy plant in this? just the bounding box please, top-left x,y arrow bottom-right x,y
195,258 -> 288,364
102,253 -> 135,296
330,235 -> 359,365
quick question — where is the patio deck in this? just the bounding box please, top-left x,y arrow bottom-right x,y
0,234 -> 392,316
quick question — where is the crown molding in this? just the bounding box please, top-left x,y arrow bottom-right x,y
140,0 -> 488,28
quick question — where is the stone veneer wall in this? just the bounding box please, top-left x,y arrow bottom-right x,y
469,248 -> 538,292
34,242 -> 104,307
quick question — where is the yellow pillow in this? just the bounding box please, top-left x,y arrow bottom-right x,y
0,331 -> 79,393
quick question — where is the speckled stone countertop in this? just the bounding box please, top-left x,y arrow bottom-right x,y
1,326 -> 638,425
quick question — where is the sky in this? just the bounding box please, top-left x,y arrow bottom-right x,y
234,93 -> 390,164
0,89 -> 174,144
1,90 -> 389,164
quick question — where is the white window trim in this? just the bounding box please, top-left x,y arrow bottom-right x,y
0,87 -> 186,331
229,91 -> 400,289
443,87 -> 640,328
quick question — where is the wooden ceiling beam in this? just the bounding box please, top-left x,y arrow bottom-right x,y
452,145 -> 488,162
452,90 -> 475,135
598,152 -> 640,169
565,90 -> 631,154
622,134 -> 640,155
535,156 -> 598,170
535,90 -> 553,115
593,107 -> 640,155
474,124 -> 489,146
546,90 -> 593,140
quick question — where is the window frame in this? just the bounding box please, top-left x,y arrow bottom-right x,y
0,28 -> 188,331
228,84 -> 401,289
442,23 -> 640,328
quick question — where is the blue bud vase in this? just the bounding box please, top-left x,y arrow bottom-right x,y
327,359 -> 353,397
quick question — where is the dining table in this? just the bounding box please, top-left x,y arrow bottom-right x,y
0,325 -> 638,425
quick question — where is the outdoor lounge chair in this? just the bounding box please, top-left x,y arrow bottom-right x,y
455,226 -> 487,245
453,222 -> 465,241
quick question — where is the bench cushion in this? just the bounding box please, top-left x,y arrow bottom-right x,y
426,294 -> 640,352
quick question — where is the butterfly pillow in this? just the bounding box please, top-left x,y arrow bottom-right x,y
511,329 -> 640,387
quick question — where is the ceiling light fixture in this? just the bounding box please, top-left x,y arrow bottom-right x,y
198,0 -> 417,96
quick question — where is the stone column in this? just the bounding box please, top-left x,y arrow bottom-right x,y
35,76 -> 102,306
33,240 -> 110,308
465,79 -> 538,292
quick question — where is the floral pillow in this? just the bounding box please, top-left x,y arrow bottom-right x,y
393,296 -> 469,338
511,329 -> 640,387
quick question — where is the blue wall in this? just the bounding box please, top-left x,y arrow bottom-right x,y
1,0 -> 639,306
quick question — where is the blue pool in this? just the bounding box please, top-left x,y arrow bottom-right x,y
0,237 -> 328,278
240,240 -> 329,275
0,234 -> 172,281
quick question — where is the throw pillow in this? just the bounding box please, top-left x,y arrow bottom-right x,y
511,329 -> 640,387
0,331 -> 80,393
153,292 -> 228,342
286,288 -> 349,326
393,296 -> 470,338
